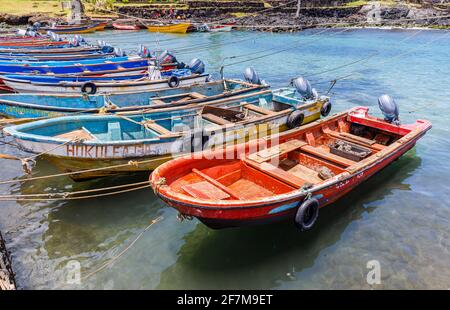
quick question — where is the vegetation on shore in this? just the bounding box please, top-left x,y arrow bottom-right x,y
0,0 -> 66,16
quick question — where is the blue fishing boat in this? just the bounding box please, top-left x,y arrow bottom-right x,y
2,57 -> 207,94
3,77 -> 331,180
0,45 -> 109,55
0,79 -> 267,118
0,55 -> 137,66
0,52 -> 117,62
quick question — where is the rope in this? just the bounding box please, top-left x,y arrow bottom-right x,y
0,180 -> 149,198
0,184 -> 151,201
220,27 -> 351,68
0,156 -> 168,185
54,216 -> 163,289
315,30 -> 450,86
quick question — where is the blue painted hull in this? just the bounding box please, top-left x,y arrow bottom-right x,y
0,80 -> 268,118
2,69 -> 191,84
0,57 -> 149,75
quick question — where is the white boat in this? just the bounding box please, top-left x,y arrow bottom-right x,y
208,25 -> 233,32
2,73 -> 209,94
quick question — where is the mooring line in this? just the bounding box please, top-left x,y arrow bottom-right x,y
53,216 -> 163,289
0,183 -> 152,202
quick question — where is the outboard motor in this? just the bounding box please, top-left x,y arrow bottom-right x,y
17,29 -> 27,36
293,77 -> 314,100
32,22 -> 41,32
114,47 -> 125,57
157,50 -> 177,64
97,40 -> 106,47
26,30 -> 37,37
74,35 -> 85,44
139,45 -> 152,58
378,94 -> 400,124
71,37 -> 79,47
101,45 -> 114,53
243,67 -> 261,85
188,58 -> 205,74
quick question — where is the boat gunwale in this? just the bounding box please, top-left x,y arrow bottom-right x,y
0,80 -> 267,114
152,108 -> 432,210
2,88 -> 273,145
3,73 -> 208,88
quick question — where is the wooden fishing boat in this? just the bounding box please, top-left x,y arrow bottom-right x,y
3,84 -> 330,180
2,70 -> 209,94
113,23 -> 141,31
208,25 -> 233,32
93,22 -> 108,31
147,23 -> 191,34
0,67 -> 152,92
0,45 -> 105,55
151,105 -> 431,229
0,51 -> 117,62
39,23 -> 99,34
0,79 -> 267,119
0,56 -> 149,81
0,40 -> 70,48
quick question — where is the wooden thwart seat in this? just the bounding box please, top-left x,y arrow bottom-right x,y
191,168 -> 242,200
55,127 -> 95,141
244,104 -> 273,115
244,159 -> 305,188
247,139 -> 307,163
300,145 -> 355,167
202,113 -> 233,125
323,128 -> 385,151
143,121 -> 173,136
189,92 -> 207,99
288,164 -> 323,184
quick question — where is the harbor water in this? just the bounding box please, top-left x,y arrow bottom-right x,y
0,28 -> 449,289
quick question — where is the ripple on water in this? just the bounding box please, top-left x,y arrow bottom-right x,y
0,29 -> 449,289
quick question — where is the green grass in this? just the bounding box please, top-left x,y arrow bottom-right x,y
344,0 -> 369,8
0,0 -> 68,15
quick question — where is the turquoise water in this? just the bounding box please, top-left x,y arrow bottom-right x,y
1,28 -> 449,289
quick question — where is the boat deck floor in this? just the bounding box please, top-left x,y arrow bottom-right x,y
227,179 -> 275,200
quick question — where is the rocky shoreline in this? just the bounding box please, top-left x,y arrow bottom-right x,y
0,1 -> 448,32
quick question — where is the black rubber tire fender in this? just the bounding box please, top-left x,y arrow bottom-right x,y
321,101 -> 332,117
294,197 -> 319,231
287,110 -> 305,129
81,82 -> 97,95
168,75 -> 180,88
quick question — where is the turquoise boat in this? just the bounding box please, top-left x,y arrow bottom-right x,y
3,79 -> 331,180
0,79 -> 267,119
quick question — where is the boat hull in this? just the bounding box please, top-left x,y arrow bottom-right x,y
113,23 -> 141,31
151,108 -> 432,229
3,74 -> 208,94
147,23 -> 191,34
179,141 -> 417,229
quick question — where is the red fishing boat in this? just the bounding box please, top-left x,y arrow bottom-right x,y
112,23 -> 141,31
0,40 -> 69,47
151,101 -> 431,230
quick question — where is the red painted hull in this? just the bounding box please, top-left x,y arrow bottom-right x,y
151,107 -> 432,229
0,41 -> 69,47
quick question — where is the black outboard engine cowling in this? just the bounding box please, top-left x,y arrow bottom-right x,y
31,22 -> 41,32
293,77 -> 314,100
378,94 -> 400,124
243,67 -> 261,85
101,45 -> 114,53
188,58 -> 205,74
